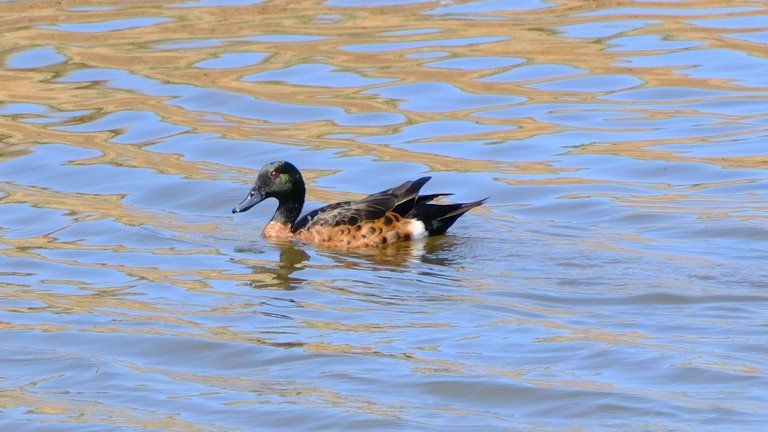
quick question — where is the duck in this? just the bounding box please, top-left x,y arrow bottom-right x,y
232,161 -> 487,249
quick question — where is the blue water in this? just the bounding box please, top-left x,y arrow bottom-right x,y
1,1 -> 767,430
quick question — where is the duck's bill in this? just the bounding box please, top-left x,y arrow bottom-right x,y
232,188 -> 264,214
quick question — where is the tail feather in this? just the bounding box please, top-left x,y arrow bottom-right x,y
409,197 -> 487,236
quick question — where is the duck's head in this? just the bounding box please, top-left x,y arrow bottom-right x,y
232,161 -> 305,214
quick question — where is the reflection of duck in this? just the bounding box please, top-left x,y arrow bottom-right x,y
233,230 -> 465,289
232,161 -> 487,250
235,242 -> 310,289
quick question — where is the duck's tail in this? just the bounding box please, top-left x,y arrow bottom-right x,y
408,195 -> 488,236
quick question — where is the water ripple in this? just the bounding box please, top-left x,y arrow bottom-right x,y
2,1 -> 768,430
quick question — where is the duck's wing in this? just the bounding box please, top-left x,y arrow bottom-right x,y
292,195 -> 395,232
376,176 -> 431,217
292,177 -> 431,232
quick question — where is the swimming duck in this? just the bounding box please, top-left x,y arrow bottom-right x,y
232,161 -> 487,248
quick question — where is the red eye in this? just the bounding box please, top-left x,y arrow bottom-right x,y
270,170 -> 280,179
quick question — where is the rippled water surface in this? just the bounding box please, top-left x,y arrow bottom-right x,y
2,0 -> 767,430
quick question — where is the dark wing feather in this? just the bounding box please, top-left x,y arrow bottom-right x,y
374,176 -> 430,197
292,195 -> 396,231
414,193 -> 452,204
292,177 -> 431,232
385,177 -> 432,217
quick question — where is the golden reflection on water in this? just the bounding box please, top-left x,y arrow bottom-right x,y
3,0 -> 765,176
2,1 -> 764,165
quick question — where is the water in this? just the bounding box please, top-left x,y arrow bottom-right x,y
1,0 -> 767,430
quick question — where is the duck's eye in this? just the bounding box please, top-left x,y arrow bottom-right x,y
270,170 -> 280,179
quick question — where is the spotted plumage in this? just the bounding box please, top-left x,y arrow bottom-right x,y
232,161 -> 487,249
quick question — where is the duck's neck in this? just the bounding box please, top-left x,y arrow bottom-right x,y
272,183 -> 305,229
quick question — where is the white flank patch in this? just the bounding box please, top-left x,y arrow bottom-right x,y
407,219 -> 428,239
